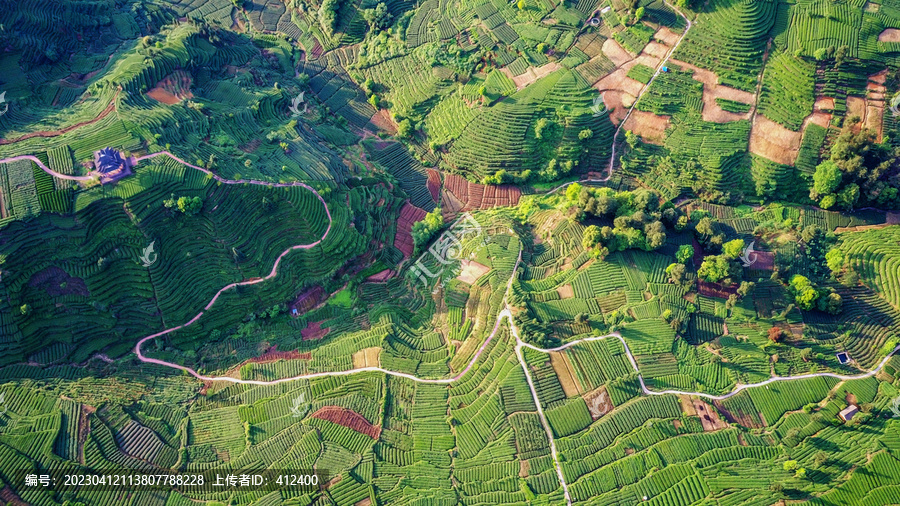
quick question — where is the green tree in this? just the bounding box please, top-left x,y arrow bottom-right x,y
177,196 -> 203,215
698,255 -> 738,283
566,182 -> 583,204
19,304 -> 30,316
634,6 -> 644,22
666,263 -> 686,285
676,244 -> 694,264
582,225 -> 601,250
411,207 -> 444,251
624,130 -> 639,149
397,118 -> 414,138
789,275 -> 821,310
811,160 -> 842,200
578,128 -> 593,140
825,248 -> 844,275
722,239 -> 745,259
783,460 -> 799,472
318,0 -> 341,35
517,0 -> 526,9
362,2 -> 392,31
837,183 -> 860,210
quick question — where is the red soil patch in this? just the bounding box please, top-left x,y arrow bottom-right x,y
249,345 -> 311,363
622,110 -> 670,145
815,96 -> 835,111
748,250 -> 775,271
394,202 -> 428,258
301,321 -> 330,341
28,266 -> 90,297
239,138 -> 263,153
0,89 -> 119,145
146,70 -> 193,105
310,406 -> 381,439
0,485 -> 26,505
697,281 -> 736,299
366,269 -> 394,282
291,285 -> 326,316
426,169 -> 441,202
442,174 -> 521,213
368,109 -> 398,134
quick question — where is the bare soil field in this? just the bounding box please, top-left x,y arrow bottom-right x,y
654,27 -> 682,47
549,351 -> 582,397
814,96 -> 835,111
146,70 -> 193,105
352,347 -> 381,368
426,169 -> 441,202
457,259 -> 490,285
622,110 -> 670,144
749,115 -> 802,165
311,406 -> 382,439
584,386 -> 613,420
301,321 -> 330,341
878,28 -> 900,42
693,399 -> 729,431
601,38 -> 633,67
394,202 -> 428,258
443,173 -> 521,211
506,62 -> 561,90
669,59 -> 755,123
556,284 -> 575,299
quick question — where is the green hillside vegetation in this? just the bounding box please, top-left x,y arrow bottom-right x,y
0,0 -> 900,504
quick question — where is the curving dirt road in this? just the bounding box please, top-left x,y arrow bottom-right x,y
543,0 -> 693,197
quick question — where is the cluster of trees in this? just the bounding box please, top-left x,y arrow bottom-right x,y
788,275 -> 843,314
319,0 -> 343,36
573,185 -> 669,258
411,207 -> 444,252
362,1 -> 392,31
697,238 -> 746,284
514,313 -> 559,348
810,126 -> 900,210
163,195 -> 203,216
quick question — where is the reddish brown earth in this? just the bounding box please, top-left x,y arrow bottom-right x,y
301,321 -> 330,341
442,173 -> 521,212
146,70 -> 193,105
291,286 -> 326,315
28,266 -> 90,297
310,406 -> 382,439
366,269 -> 394,282
249,346 -> 311,363
697,281 -> 737,299
394,202 -> 428,258
426,169 -> 441,202
368,109 -> 398,134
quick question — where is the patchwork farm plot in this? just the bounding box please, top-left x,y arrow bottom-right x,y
2,0 -> 900,504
